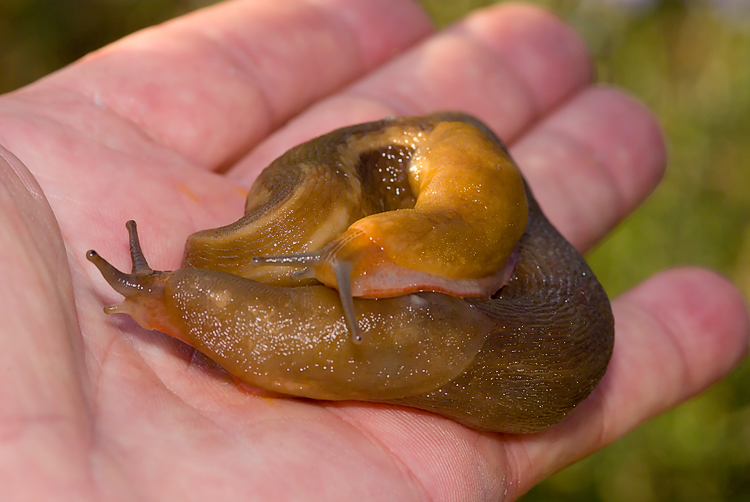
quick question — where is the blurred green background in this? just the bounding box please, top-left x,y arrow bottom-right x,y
1,0 -> 748,500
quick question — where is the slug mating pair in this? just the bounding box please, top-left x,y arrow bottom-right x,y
88,112 -> 614,433
184,118 -> 527,343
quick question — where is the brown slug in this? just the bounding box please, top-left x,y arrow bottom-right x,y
87,112 -> 614,433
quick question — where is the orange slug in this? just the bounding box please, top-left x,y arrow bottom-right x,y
88,112 -> 614,433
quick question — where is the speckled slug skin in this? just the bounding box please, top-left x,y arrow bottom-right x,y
88,112 -> 614,433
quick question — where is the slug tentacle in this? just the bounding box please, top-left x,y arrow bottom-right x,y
331,259 -> 360,344
89,112 -> 615,433
252,243 -> 363,343
126,220 -> 153,274
86,249 -> 142,300
252,251 -> 322,267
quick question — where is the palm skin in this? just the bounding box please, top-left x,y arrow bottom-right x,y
0,1 -> 747,501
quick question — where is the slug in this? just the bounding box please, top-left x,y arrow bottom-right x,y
87,112 -> 614,433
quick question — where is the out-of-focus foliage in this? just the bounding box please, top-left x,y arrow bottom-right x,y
1,1 -> 748,501
0,0 -> 216,92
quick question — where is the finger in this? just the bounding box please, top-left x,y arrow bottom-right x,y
11,0 -> 432,169
0,146 -> 92,494
229,2 -> 592,183
503,268 -> 749,499
511,87 -> 666,251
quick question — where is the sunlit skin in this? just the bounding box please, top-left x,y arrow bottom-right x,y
0,1 -> 747,501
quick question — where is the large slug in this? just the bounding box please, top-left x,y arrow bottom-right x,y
88,112 -> 614,433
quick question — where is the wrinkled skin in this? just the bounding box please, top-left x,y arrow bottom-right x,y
0,1 -> 747,501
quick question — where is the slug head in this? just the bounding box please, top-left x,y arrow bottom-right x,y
87,221 -> 179,337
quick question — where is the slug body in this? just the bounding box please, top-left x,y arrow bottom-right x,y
88,112 -> 614,433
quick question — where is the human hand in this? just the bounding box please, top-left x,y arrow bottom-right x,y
0,1 -> 746,500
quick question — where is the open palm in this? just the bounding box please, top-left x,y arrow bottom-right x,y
0,1 -> 746,500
